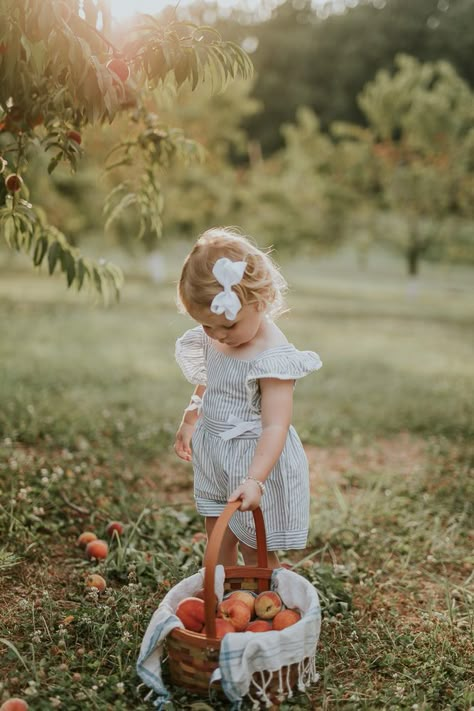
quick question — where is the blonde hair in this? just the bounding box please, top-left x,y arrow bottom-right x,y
178,227 -> 288,319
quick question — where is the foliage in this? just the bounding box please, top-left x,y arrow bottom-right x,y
225,0 -> 474,154
233,107 -> 352,252
247,53 -> 473,272
156,77 -> 260,241
0,0 -> 252,297
347,54 -> 474,274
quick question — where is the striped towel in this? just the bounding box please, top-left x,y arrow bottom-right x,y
136,566 -> 321,709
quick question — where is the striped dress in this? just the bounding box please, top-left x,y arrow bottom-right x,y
175,325 -> 322,551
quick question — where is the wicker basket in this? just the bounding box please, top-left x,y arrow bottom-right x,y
166,501 -> 307,705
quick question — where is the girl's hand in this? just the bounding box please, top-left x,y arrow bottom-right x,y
174,422 -> 195,462
228,480 -> 262,512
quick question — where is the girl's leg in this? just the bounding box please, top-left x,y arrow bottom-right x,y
205,517 -> 239,566
240,542 -> 280,569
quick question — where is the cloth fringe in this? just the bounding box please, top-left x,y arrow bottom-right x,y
246,655 -> 319,709
140,688 -> 168,710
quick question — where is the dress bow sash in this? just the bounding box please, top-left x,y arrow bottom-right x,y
218,415 -> 262,441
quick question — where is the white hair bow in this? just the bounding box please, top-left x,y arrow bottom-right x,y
210,258 -> 247,321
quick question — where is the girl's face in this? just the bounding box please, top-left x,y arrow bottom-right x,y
191,303 -> 264,348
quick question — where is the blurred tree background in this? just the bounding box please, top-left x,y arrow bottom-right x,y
176,0 -> 474,272
229,0 -> 474,154
139,0 -> 474,273
1,0 -> 473,279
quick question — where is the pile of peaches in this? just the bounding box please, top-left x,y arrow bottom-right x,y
176,588 -> 301,639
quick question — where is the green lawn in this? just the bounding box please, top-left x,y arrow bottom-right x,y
1,248 -> 473,452
0,248 -> 473,710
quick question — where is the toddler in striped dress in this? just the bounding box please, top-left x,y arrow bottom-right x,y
174,228 -> 322,569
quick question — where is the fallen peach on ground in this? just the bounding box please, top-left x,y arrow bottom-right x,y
106,520 -> 124,536
77,531 -> 97,547
85,574 -> 107,593
0,699 -> 29,711
85,539 -> 108,560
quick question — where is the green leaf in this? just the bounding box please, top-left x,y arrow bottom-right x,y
0,638 -> 31,673
48,241 -> 61,274
93,267 -> 102,294
189,50 -> 199,90
104,192 -> 138,232
60,250 -> 76,287
48,154 -> 62,174
76,259 -> 88,290
174,51 -> 190,87
106,263 -> 124,290
33,235 -> 48,266
2,215 -> 17,249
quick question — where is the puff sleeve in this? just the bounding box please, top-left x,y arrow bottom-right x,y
175,326 -> 207,385
245,344 -> 322,413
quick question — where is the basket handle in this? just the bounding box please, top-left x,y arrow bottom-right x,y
203,501 -> 268,639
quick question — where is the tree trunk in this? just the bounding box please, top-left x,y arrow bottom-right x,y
406,226 -> 422,276
407,247 -> 419,276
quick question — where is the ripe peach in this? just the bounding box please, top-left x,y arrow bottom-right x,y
106,58 -> 130,83
85,574 -> 107,593
106,520 -> 124,537
203,618 -> 235,639
0,699 -> 29,711
225,590 -> 256,618
246,619 -> 273,632
272,609 -> 301,630
77,531 -> 97,547
28,113 -> 44,128
218,598 -> 251,632
175,597 -> 205,633
254,590 -> 283,620
191,531 -> 207,544
5,174 -> 23,192
66,130 -> 82,145
85,539 -> 108,560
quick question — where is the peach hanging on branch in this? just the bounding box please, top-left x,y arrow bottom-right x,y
0,1 -> 253,300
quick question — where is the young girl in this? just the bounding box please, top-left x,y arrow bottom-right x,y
174,227 -> 322,568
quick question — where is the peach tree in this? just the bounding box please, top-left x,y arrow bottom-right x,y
0,0 -> 252,299
333,54 -> 474,275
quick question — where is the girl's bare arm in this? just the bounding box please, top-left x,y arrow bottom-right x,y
174,384 -> 206,461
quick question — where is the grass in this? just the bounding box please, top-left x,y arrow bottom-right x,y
0,247 -> 473,709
